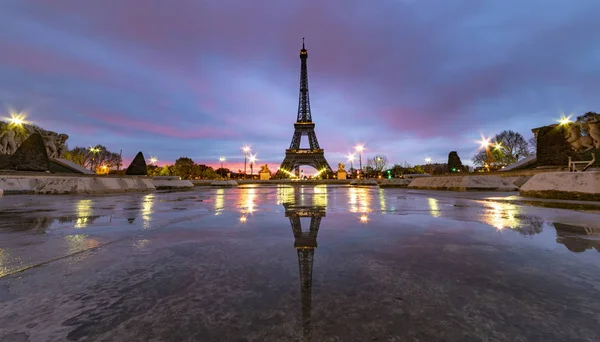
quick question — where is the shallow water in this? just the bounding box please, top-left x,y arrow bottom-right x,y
1,185 -> 599,341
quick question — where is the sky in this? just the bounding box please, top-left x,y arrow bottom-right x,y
1,0 -> 600,172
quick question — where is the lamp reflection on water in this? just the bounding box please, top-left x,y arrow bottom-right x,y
74,199 -> 93,228
214,188 -> 225,215
141,194 -> 155,229
428,198 -> 441,218
484,202 -> 519,230
238,187 -> 257,222
378,188 -> 386,212
349,187 -> 372,222
313,185 -> 328,207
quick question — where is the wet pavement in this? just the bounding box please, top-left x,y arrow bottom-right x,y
0,185 -> 599,342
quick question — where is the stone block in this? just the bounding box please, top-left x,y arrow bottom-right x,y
8,133 -> 50,171
0,175 -> 155,194
210,180 -> 239,186
50,158 -> 96,174
125,152 -> 147,175
337,171 -> 347,180
408,176 -> 518,191
259,172 -> 271,180
151,178 -> 194,189
520,171 -> 600,201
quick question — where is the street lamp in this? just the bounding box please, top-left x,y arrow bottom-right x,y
558,114 -> 573,126
479,136 -> 492,172
219,156 -> 225,169
355,144 -> 364,178
425,157 -> 432,164
8,112 -> 26,127
249,154 -> 257,178
89,146 -> 100,171
242,145 -> 251,179
149,157 -> 158,165
347,153 -> 355,177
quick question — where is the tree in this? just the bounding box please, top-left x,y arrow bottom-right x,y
159,165 -> 174,176
528,136 -> 537,154
215,167 -> 230,178
174,157 -> 195,179
147,165 -> 161,177
447,151 -> 463,173
63,145 -> 121,171
472,130 -> 531,167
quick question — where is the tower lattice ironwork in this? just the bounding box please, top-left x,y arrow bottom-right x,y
278,38 -> 332,176
284,202 -> 325,341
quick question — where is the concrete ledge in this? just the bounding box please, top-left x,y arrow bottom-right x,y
350,179 -> 379,186
378,179 -> 412,188
151,178 -> 194,190
408,175 -> 518,191
210,180 -> 239,187
0,188 -> 3,197
501,175 -> 533,188
0,175 -> 155,194
153,176 -> 181,180
520,172 -> 600,201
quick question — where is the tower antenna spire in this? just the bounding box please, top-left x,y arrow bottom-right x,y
302,37 -> 305,49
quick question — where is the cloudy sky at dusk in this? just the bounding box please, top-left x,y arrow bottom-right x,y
1,0 -> 599,171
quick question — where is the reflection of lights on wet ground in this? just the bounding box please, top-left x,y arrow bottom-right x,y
214,188 -> 225,215
141,194 -> 155,229
379,188 -> 386,212
349,187 -> 372,213
240,215 -> 247,223
75,199 -> 93,228
486,202 -> 519,230
313,185 -> 328,207
360,214 -> 369,223
276,185 -> 294,205
134,239 -> 149,249
428,198 -> 440,218
238,187 -> 256,214
65,234 -> 101,254
0,248 -> 13,277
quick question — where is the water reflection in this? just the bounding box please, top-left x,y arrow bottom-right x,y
64,234 -> 101,254
141,194 -> 155,229
283,196 -> 326,341
74,199 -> 93,229
0,215 -> 55,233
554,223 -> 600,253
238,187 -> 257,223
214,188 -> 225,215
348,187 -> 372,223
428,198 -> 440,218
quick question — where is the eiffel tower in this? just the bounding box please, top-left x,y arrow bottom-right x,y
278,39 -> 332,177
284,201 -> 325,341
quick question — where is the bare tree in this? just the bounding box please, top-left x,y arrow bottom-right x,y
472,130 -> 531,167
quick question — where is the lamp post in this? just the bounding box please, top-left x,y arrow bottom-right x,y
347,153 -> 355,178
242,145 -> 251,179
219,156 -> 225,169
150,157 -> 158,166
355,144 -> 364,179
249,154 -> 256,178
89,146 -> 100,171
479,137 -> 492,172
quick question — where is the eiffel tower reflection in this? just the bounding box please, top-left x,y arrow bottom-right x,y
281,188 -> 326,341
